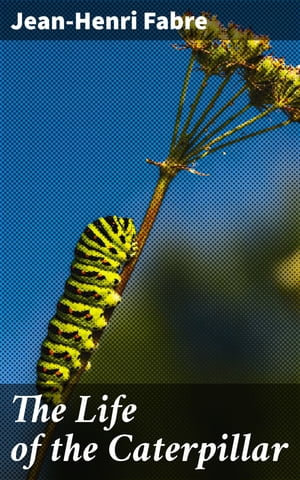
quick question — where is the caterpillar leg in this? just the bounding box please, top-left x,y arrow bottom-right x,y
85,361 -> 91,371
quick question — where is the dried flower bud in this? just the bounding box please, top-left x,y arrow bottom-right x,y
248,56 -> 284,84
245,57 -> 300,119
181,12 -> 224,49
180,14 -> 270,76
193,44 -> 230,75
224,24 -> 270,67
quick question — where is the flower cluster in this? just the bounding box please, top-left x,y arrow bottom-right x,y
224,23 -> 270,68
180,13 -> 270,75
245,57 -> 300,121
179,13 -> 300,121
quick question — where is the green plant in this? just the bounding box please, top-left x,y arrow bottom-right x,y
27,13 -> 299,480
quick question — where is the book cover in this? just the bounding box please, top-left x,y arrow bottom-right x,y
2,1 -> 299,478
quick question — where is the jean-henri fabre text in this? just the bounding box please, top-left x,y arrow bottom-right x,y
10,11 -> 207,31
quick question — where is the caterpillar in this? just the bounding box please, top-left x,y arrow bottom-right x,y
36,216 -> 137,405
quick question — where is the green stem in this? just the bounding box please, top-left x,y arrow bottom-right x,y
116,172 -> 173,293
179,73 -> 210,138
191,118 -> 290,162
26,169 -> 174,480
170,53 -> 195,152
202,105 -> 277,150
190,84 -> 248,146
186,103 -> 252,161
188,73 -> 233,139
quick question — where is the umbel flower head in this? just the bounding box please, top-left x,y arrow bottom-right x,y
181,12 -> 224,49
224,22 -> 270,68
168,11 -> 299,169
179,13 -> 270,75
245,56 -> 300,121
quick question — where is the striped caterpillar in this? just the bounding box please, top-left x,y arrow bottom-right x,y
37,216 -> 137,404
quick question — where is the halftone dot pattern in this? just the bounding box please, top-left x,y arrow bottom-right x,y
2,39 -> 299,386
1,385 -> 299,479
2,36 -> 299,480
1,1 -> 299,41
83,42 -> 299,386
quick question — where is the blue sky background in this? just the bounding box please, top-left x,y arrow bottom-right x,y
2,38 -> 299,385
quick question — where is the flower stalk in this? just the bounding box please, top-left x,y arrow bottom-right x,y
116,171 -> 174,293
27,12 -> 299,480
178,72 -> 210,138
186,103 -> 252,158
190,83 -> 248,144
186,105 -> 276,161
187,73 -> 233,139
189,87 -> 250,148
191,118 -> 292,162
200,104 -> 277,149
170,52 -> 195,151
26,168 -> 175,480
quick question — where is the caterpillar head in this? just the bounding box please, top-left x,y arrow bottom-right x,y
120,217 -> 138,258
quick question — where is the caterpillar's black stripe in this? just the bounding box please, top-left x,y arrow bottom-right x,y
93,219 -> 115,242
57,302 -> 91,318
84,227 -> 106,247
76,238 -> 122,263
77,238 -> 94,251
77,238 -> 107,256
65,282 -> 102,299
41,346 -> 72,361
123,218 -> 129,231
48,322 -> 81,341
74,248 -> 111,265
104,216 -> 119,233
37,365 -> 62,376
36,216 -> 137,405
71,266 -> 105,279
37,385 -> 60,393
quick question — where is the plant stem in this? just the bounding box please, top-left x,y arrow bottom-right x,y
116,172 -> 173,294
187,103 -> 252,159
26,170 -> 174,480
170,53 -> 195,152
190,84 -> 247,145
179,73 -> 210,138
201,105 -> 277,150
186,104 -> 277,162
188,73 -> 233,139
190,119 -> 292,162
